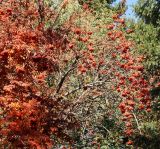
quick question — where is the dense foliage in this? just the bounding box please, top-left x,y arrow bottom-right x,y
132,0 -> 160,74
0,0 -> 159,148
134,0 -> 160,27
0,0 -> 79,148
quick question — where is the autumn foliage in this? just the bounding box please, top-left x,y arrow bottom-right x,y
106,14 -> 151,139
0,0 -> 79,148
0,0 -> 154,148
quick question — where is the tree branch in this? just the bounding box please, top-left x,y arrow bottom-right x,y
133,112 -> 142,135
56,58 -> 79,94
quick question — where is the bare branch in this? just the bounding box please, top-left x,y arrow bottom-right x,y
65,80 -> 105,96
56,57 -> 79,94
133,112 -> 142,135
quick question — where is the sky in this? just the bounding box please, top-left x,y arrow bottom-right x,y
113,0 -> 138,18
125,0 -> 138,18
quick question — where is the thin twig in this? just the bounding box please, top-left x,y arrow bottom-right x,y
133,112 -> 142,135
65,80 -> 105,96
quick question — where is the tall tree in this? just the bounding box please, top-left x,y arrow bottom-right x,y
130,0 -> 160,74
134,0 -> 160,27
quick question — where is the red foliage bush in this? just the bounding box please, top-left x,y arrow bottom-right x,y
0,0 -> 79,148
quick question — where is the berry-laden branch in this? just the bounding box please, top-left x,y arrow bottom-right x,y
106,13 -> 151,145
